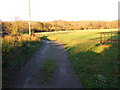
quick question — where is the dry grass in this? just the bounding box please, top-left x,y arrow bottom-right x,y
2,35 -> 41,87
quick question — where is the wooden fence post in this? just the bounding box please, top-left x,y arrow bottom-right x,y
100,33 -> 102,45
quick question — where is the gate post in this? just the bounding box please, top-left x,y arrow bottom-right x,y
100,33 -> 102,45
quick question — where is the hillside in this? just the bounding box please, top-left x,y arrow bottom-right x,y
2,20 -> 118,35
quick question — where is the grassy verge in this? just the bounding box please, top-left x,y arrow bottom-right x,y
40,60 -> 56,84
40,35 -> 50,40
39,29 -> 119,88
2,35 -> 41,87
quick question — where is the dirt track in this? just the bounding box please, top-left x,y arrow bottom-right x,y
9,40 -> 82,88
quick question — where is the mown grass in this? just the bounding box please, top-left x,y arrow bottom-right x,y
40,60 -> 56,84
2,35 -> 41,87
37,29 -> 119,88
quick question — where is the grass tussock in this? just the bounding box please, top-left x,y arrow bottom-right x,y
41,60 -> 56,84
2,35 -> 41,87
38,29 -> 119,88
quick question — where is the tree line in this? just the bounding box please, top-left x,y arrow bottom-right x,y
2,20 -> 118,35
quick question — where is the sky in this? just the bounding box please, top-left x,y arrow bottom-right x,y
0,0 -> 119,22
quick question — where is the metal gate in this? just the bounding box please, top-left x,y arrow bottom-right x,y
100,31 -> 120,45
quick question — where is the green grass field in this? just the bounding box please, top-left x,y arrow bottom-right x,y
36,29 -> 119,88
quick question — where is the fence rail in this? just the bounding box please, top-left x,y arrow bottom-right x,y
100,31 -> 120,44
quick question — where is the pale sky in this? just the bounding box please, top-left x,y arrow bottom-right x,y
0,0 -> 119,22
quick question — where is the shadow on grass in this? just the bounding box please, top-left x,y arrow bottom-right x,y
66,43 -> 118,88
40,35 -> 51,41
2,40 -> 41,88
